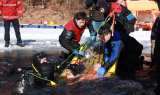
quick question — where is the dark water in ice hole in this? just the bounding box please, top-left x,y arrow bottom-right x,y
0,50 -> 157,95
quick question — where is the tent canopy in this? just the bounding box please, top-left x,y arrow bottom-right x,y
127,1 -> 158,11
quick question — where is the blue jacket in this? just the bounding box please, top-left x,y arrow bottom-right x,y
103,30 -> 143,70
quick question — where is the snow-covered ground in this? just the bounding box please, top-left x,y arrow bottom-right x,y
0,27 -> 151,54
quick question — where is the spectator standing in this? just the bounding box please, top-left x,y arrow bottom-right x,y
0,0 -> 25,47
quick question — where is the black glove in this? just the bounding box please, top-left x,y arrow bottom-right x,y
71,65 -> 86,74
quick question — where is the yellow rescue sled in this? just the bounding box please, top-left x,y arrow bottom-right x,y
60,47 -> 118,78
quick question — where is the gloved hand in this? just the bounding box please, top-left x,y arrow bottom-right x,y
74,49 -> 79,55
104,57 -> 108,63
78,51 -> 84,56
90,36 -> 96,42
104,48 -> 108,54
90,32 -> 96,36
97,67 -> 106,75
88,32 -> 96,44
0,15 -> 2,21
19,16 -> 23,21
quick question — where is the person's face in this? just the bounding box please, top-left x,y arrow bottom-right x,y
99,33 -> 111,43
99,8 -> 105,13
75,19 -> 86,28
40,57 -> 47,63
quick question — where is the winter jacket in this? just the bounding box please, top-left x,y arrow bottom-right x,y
154,15 -> 160,88
151,15 -> 160,40
85,0 -> 105,22
0,0 -> 23,20
59,16 -> 94,53
103,30 -> 143,70
97,0 -> 136,34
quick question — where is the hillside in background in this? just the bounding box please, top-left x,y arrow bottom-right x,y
0,0 -> 158,26
0,0 -> 89,25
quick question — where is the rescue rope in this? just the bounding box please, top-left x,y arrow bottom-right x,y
135,65 -> 156,74
82,71 -> 97,81
58,21 -> 107,78
31,63 -> 57,86
26,72 -> 57,86
111,14 -> 115,36
109,0 -> 124,36
58,0 -> 124,78
32,64 -> 40,75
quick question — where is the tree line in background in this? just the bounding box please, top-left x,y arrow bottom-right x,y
25,0 -> 88,15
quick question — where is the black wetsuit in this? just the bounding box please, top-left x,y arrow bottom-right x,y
85,0 -> 105,22
6,57 -> 82,87
96,0 -> 137,34
59,14 -> 94,60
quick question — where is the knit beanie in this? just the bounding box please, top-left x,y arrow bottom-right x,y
96,0 -> 111,14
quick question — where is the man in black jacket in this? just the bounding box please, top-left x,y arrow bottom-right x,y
85,0 -> 107,36
150,14 -> 160,68
59,12 -> 94,61
153,0 -> 160,94
85,0 -> 127,35
96,0 -> 137,34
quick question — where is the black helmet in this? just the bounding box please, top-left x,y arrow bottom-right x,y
32,52 -> 48,67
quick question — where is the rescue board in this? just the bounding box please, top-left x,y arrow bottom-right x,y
59,48 -> 118,78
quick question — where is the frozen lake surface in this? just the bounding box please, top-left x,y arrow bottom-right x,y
0,27 -> 155,94
0,27 -> 151,53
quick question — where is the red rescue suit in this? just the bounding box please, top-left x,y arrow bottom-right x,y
59,18 -> 93,53
0,0 -> 23,20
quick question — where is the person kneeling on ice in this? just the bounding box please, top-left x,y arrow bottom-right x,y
65,63 -> 104,85
97,25 -> 144,76
59,11 -> 95,61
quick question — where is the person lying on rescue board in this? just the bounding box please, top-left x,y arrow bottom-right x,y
65,63 -> 104,85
